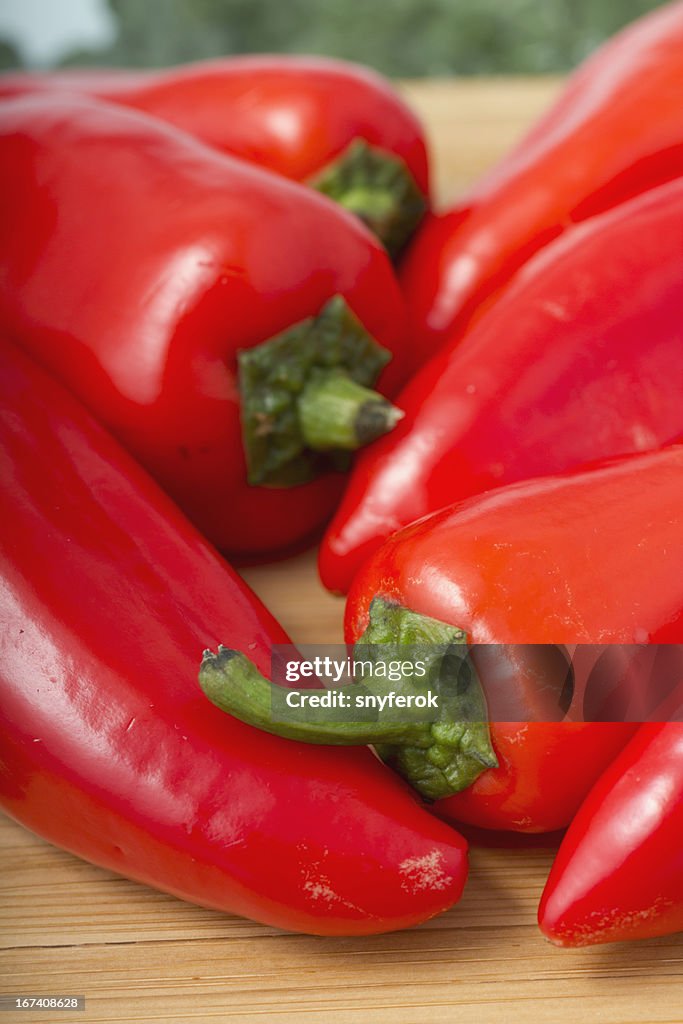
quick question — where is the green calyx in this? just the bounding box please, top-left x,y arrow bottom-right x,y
238,295 -> 402,487
199,599 -> 498,800
355,600 -> 497,798
310,140 -> 428,259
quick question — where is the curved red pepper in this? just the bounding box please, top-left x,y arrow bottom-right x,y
321,177 -> 683,594
0,56 -> 429,255
343,448 -> 683,830
0,340 -> 468,936
0,94 -> 409,558
539,723 -> 683,945
400,0 -> 683,355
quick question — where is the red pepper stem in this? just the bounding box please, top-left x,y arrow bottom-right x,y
238,295 -> 400,486
298,371 -> 403,451
310,139 -> 428,258
200,646 -> 427,746
199,599 -> 498,800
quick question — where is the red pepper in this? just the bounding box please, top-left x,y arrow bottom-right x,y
0,93 -> 409,558
0,56 -> 429,256
213,451 -> 682,831
539,723 -> 683,946
321,177 -> 683,594
336,449 -> 683,831
436,722 -> 639,835
0,339 -> 468,936
400,0 -> 683,355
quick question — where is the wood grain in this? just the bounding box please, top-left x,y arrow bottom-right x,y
2,78 -> 681,1024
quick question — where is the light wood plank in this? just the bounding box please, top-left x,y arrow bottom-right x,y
401,76 -> 565,206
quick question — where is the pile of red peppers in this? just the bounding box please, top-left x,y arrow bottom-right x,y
1,1 -> 682,946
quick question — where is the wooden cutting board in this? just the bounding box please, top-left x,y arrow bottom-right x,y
3,79 -> 682,1024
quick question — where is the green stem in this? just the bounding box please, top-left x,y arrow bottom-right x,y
200,646 -> 428,746
298,371 -> 403,451
238,295 -> 401,486
310,140 -> 428,258
199,599 -> 498,800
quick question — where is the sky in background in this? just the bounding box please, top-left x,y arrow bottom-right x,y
0,0 -> 116,65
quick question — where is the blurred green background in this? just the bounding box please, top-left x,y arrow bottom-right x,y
0,0 -> 666,75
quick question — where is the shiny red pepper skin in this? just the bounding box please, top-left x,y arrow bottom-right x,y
401,0 -> 683,356
321,177 -> 683,594
0,94 -> 409,558
0,340 -> 468,936
539,723 -> 683,945
0,55 -> 429,194
437,723 -> 638,834
344,448 -> 683,831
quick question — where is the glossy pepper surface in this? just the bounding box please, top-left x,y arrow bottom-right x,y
0,55 -> 429,255
0,340 -> 469,936
400,0 -> 683,355
321,177 -> 683,594
0,93 -> 409,558
341,448 -> 683,830
539,723 -> 683,946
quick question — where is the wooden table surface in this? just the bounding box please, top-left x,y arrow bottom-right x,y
3,78 -> 682,1024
